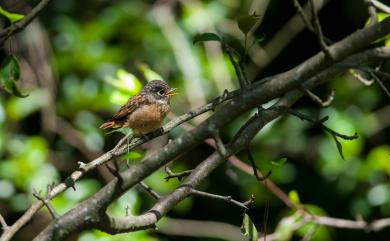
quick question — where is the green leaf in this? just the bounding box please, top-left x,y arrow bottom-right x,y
120,151 -> 143,161
288,190 -> 301,206
331,133 -> 345,160
105,68 -> 142,105
0,55 -> 28,97
193,32 -> 221,44
275,212 -> 303,241
241,213 -> 258,241
137,63 -> 164,82
0,7 -> 24,23
237,13 -> 260,35
271,157 -> 287,167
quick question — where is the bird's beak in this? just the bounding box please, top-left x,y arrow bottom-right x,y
166,88 -> 177,97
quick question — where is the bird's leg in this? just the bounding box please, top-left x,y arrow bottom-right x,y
126,130 -> 132,167
110,130 -> 133,155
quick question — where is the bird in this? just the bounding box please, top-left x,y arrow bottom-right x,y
100,80 -> 177,134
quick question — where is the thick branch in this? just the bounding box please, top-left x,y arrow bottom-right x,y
0,89 -> 235,241
22,18 -> 390,240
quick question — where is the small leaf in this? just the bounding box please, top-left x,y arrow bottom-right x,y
331,133 -> 345,160
0,7 -> 24,23
275,212 -> 303,241
136,63 -> 164,82
271,157 -> 287,167
288,190 -> 301,206
241,213 -> 258,241
120,151 -> 143,161
193,33 -> 221,44
237,13 -> 260,35
0,55 -> 28,97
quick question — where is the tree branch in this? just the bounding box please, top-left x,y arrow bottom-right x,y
366,0 -> 378,25
138,181 -> 161,200
0,214 -> 8,231
4,18 -> 390,241
368,70 -> 390,98
292,0 -> 332,44
191,189 -> 253,210
32,39 -> 390,240
301,87 -> 335,107
164,166 -> 193,181
0,0 -> 53,44
371,0 -> 390,14
0,89 -> 235,241
309,0 -> 331,57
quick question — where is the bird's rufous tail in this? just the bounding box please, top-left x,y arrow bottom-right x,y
99,120 -> 116,129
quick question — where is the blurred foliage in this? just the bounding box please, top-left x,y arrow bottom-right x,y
0,0 -> 389,241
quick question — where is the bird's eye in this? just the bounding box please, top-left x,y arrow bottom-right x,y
158,90 -> 165,96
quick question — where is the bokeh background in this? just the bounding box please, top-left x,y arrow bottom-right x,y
0,0 -> 389,240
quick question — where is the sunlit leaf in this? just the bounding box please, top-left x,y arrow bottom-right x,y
0,7 -> 24,23
105,69 -> 142,94
288,190 -> 301,206
0,55 -> 28,97
330,133 -> 345,160
137,63 -> 164,82
105,69 -> 142,105
241,213 -> 258,241
237,13 -> 260,35
120,151 -> 144,161
272,157 -> 287,167
193,32 -> 221,44
275,212 -> 302,241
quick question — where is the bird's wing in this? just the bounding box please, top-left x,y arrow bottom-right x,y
112,94 -> 148,120
100,94 -> 149,129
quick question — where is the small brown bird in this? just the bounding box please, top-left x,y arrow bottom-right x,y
100,80 -> 177,134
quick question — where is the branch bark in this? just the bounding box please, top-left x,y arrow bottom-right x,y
3,16 -> 390,241
0,0 -> 53,44
33,41 -> 390,240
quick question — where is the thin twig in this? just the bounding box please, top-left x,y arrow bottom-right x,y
0,0 -> 53,44
138,181 -> 161,200
309,0 -> 331,57
292,0 -> 332,45
0,214 -> 8,231
125,205 -> 131,217
164,166 -> 193,181
366,0 -> 378,25
293,0 -> 314,31
212,131 -> 228,159
222,41 -> 248,88
110,132 -> 133,154
263,200 -> 270,241
32,189 -> 58,219
191,189 -> 252,209
371,0 -> 390,14
278,107 -> 358,140
350,69 -> 375,86
301,87 -> 335,107
369,71 -> 390,98
369,69 -> 390,80
247,148 -> 272,181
